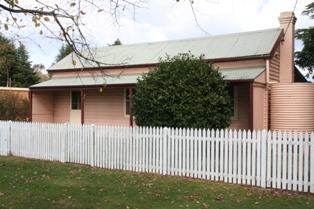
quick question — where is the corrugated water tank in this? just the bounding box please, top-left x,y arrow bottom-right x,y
271,83 -> 314,132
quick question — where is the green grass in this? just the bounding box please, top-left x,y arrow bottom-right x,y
0,156 -> 313,209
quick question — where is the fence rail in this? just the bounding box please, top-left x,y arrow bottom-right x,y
1,120 -> 314,193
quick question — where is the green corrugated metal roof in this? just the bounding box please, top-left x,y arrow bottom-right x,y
49,28 -> 281,70
30,74 -> 140,88
220,66 -> 265,81
31,66 -> 265,88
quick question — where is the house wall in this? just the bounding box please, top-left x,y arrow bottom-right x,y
32,92 -> 54,123
269,44 -> 280,82
84,89 -> 130,126
46,59 -> 266,129
254,71 -> 266,84
253,83 -> 267,130
252,71 -> 268,130
53,91 -> 70,123
229,84 -> 250,130
45,58 -> 270,129
214,59 -> 265,69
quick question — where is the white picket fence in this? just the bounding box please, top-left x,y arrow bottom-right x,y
1,120 -> 314,193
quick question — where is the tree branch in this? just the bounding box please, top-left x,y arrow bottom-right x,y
0,3 -> 67,18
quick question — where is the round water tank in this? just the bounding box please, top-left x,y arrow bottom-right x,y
271,83 -> 314,132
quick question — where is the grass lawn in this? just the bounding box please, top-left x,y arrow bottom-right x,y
0,156 -> 313,209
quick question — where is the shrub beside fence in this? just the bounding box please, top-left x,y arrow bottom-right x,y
0,120 -> 314,193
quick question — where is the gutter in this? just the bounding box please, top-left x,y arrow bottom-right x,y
29,84 -> 136,91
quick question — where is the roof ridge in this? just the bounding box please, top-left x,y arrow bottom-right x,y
98,27 -> 281,49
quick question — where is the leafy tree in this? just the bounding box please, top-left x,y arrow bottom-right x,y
132,53 -> 232,129
0,91 -> 29,121
54,44 -> 73,63
0,35 -> 39,87
108,38 -> 122,46
33,64 -> 46,73
13,43 -> 40,87
33,64 -> 50,82
295,2 -> 314,77
0,35 -> 16,86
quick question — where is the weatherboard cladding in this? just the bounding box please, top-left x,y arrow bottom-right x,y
30,66 -> 265,88
49,28 -> 281,70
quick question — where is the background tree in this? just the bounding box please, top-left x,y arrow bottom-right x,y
132,53 -> 232,129
54,44 -> 73,63
295,2 -> 314,78
13,43 -> 40,87
108,38 -> 122,46
0,91 -> 29,121
33,64 -> 49,82
0,35 -> 16,86
0,34 -> 39,87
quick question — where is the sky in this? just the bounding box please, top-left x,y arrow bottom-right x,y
3,0 -> 313,71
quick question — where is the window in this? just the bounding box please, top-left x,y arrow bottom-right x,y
71,91 -> 81,110
228,85 -> 238,119
125,88 -> 136,115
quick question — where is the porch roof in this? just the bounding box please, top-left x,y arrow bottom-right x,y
30,74 -> 140,89
30,66 -> 265,90
221,66 -> 265,81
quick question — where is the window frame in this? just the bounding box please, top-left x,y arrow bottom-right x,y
71,91 -> 81,110
124,88 -> 136,116
229,85 -> 238,120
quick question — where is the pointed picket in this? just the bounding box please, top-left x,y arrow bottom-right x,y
310,132 -> 314,193
298,132 -> 304,192
304,132 -> 310,192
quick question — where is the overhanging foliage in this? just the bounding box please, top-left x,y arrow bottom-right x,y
295,2 -> 314,77
133,53 -> 232,129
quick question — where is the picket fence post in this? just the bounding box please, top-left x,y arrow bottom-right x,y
260,130 -> 267,188
162,127 -> 168,175
90,124 -> 96,167
7,120 -> 12,156
310,132 -> 314,193
61,123 -> 69,163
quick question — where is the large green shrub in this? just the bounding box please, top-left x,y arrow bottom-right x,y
132,53 -> 232,129
0,91 -> 29,121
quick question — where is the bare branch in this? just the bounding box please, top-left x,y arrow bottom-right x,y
188,0 -> 211,36
0,3 -> 67,18
0,1 -> 147,68
0,0 -> 213,71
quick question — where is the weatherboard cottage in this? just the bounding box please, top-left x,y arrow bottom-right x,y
29,12 -> 308,131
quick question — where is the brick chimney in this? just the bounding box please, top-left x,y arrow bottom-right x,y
278,11 -> 297,83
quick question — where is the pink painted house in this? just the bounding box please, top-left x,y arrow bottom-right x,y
29,11 -> 307,131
